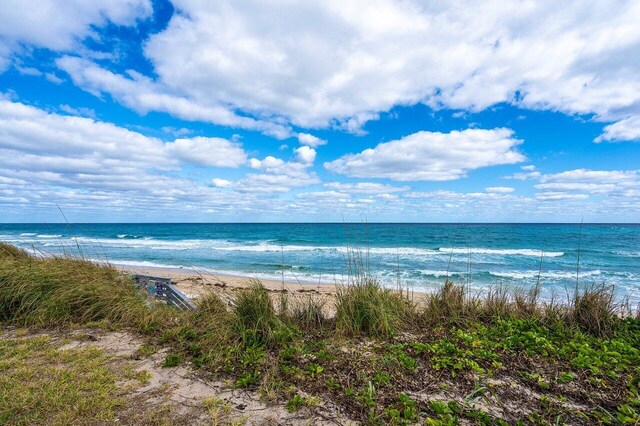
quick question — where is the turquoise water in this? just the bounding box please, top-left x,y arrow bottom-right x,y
1,223 -> 638,302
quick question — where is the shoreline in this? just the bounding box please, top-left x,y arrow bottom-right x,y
118,263 -> 339,300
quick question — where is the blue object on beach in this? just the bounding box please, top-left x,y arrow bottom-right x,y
130,274 -> 196,311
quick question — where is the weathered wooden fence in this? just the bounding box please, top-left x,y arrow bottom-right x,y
130,274 -> 196,311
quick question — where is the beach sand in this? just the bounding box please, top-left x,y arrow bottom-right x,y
119,264 -> 429,317
120,264 -> 340,312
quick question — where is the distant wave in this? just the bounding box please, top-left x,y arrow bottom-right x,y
106,259 -> 188,269
5,234 -> 568,258
490,269 -> 602,280
615,251 -> 640,257
438,247 -> 564,257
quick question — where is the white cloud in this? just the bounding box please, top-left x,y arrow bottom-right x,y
485,186 -> 514,193
210,178 -> 232,188
504,165 -> 542,180
0,0 -> 151,71
59,104 -> 96,118
0,98 -> 334,220
161,126 -> 192,137
0,99 -> 250,171
535,192 -> 589,201
324,182 -> 409,194
45,0 -> 640,136
56,56 -> 292,139
535,169 -> 640,197
297,133 -> 327,147
596,116 -> 640,142
0,98 -> 168,167
234,167 -> 319,193
164,137 -> 247,168
294,146 -> 316,164
325,128 -> 524,181
227,151 -> 319,193
249,156 -> 285,170
0,99 -> 251,199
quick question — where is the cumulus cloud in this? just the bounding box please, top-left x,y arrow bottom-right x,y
0,98 -> 168,167
325,128 -> 524,181
45,0 -> 640,137
535,169 -> 640,197
0,98 -> 254,206
0,99 -> 249,171
596,116 -> 640,142
164,137 -> 247,167
0,0 -> 151,71
56,56 -> 292,139
221,151 -> 320,193
294,146 -> 316,164
248,156 -> 285,170
297,133 -> 327,148
210,178 -> 232,188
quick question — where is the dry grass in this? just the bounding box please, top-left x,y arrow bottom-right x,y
570,283 -> 616,336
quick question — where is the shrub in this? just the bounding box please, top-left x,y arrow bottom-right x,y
335,277 -> 415,337
233,280 -> 293,347
570,284 -> 616,336
424,281 -> 471,324
162,353 -> 183,368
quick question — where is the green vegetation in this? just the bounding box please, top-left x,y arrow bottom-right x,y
0,243 -> 171,330
0,335 -> 123,425
335,277 -> 415,337
1,242 -> 640,425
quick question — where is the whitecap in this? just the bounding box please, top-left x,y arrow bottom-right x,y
438,247 -> 563,257
490,269 -> 602,280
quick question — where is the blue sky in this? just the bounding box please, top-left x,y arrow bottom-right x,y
1,0 -> 639,223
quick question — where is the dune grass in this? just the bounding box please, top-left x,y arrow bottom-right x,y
0,243 -> 171,330
1,242 -> 640,424
336,277 -> 416,337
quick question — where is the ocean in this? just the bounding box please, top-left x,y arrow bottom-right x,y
1,223 -> 638,302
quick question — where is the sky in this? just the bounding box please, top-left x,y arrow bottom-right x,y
0,0 -> 639,223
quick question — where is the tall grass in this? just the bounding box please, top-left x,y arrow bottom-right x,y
233,280 -> 294,347
418,278 -> 620,335
570,283 -> 616,336
335,277 -> 415,337
0,242 -> 626,340
423,280 -> 471,324
290,295 -> 328,330
0,244 -> 168,328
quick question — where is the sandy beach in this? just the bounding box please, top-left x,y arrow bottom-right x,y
120,264 -> 340,313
